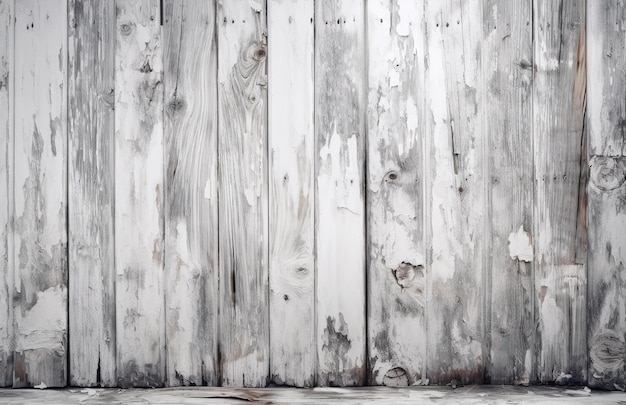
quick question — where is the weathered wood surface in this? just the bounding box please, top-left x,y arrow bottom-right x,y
267,0 -> 315,387
68,0 -> 116,387
366,0 -> 427,387
13,0 -> 68,388
587,0 -> 626,390
114,0 -> 165,388
533,0 -> 587,384
424,0 -> 484,385
483,0 -> 534,385
315,0 -> 366,387
217,0 -> 269,387
163,0 -> 218,387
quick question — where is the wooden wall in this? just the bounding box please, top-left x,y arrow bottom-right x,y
0,0 -> 624,390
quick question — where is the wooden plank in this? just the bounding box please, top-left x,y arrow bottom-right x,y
217,0 -> 269,387
114,0 -> 165,388
366,0 -> 427,387
533,0 -> 587,384
423,0 -> 484,385
587,0 -> 626,390
163,0 -> 218,387
267,0 -> 315,387
68,0 -> 116,387
12,0 -> 68,388
0,0 -> 12,387
483,0 -> 534,385
315,0 -> 366,387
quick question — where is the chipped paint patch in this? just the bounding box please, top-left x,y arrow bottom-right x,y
16,286 -> 66,353
508,225 -> 533,262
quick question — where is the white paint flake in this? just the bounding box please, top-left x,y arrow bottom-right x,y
508,225 -> 533,262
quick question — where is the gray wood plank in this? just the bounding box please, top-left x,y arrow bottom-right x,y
163,0 -> 219,387
68,0 -> 116,387
217,0 -> 269,387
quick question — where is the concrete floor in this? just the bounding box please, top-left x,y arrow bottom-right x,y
0,386 -> 625,404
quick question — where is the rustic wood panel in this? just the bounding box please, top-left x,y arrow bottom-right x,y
163,0 -> 218,387
315,0 -> 366,387
217,0 -> 269,388
267,0 -> 315,388
114,0 -> 165,388
587,0 -> 626,390
533,0 -> 587,384
423,0 -> 484,385
484,0 -> 534,385
68,0 -> 116,387
13,0 -> 68,388
366,0 -> 427,387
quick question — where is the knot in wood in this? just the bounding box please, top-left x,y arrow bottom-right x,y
118,21 -> 134,36
252,44 -> 267,61
590,156 -> 626,191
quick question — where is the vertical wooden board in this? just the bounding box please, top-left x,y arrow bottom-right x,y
587,0 -> 626,390
315,0 -> 366,387
68,0 -> 116,387
483,1 -> 534,385
115,0 -> 165,388
423,0 -> 484,385
267,0 -> 315,387
217,0 -> 269,388
163,0 -> 218,387
366,0 -> 427,387
0,0 -> 12,387
13,0 -> 68,388
533,0 -> 587,384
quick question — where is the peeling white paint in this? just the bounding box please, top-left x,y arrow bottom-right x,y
508,225 -> 533,262
16,286 -> 66,353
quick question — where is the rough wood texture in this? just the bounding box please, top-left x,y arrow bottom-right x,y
587,0 -> 626,390
424,0 -> 484,385
12,0 -> 68,388
217,0 -> 269,388
366,0 -> 426,387
114,0 -> 165,388
163,0 -> 218,387
267,0 -> 315,388
315,0 -> 366,387
68,0 -> 116,387
484,0 -> 534,385
533,0 -> 587,384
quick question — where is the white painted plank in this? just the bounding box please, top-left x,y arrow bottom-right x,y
163,0 -> 218,387
68,0 -> 116,387
13,0 -> 68,388
114,0 -> 165,388
533,0 -> 587,384
315,0 -> 366,387
217,0 -> 269,387
483,0 -> 534,385
366,0 -> 427,387
267,0 -> 315,387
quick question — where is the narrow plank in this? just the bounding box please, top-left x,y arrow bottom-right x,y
267,0 -> 315,387
366,0 -> 427,387
533,0 -> 587,384
114,0 -> 165,388
217,0 -> 269,387
0,0 -> 12,387
315,0 -> 366,387
587,0 -> 626,390
423,0 -> 484,385
68,0 -> 116,387
483,1 -> 534,385
163,0 -> 218,387
12,0 -> 68,388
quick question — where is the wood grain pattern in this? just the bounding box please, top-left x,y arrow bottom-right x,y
13,0 -> 68,388
533,0 -> 587,384
484,0 -> 534,385
163,0 -> 218,387
68,0 -> 116,387
587,0 -> 626,390
267,0 -> 315,388
217,0 -> 269,388
366,0 -> 427,387
114,0 -> 165,388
